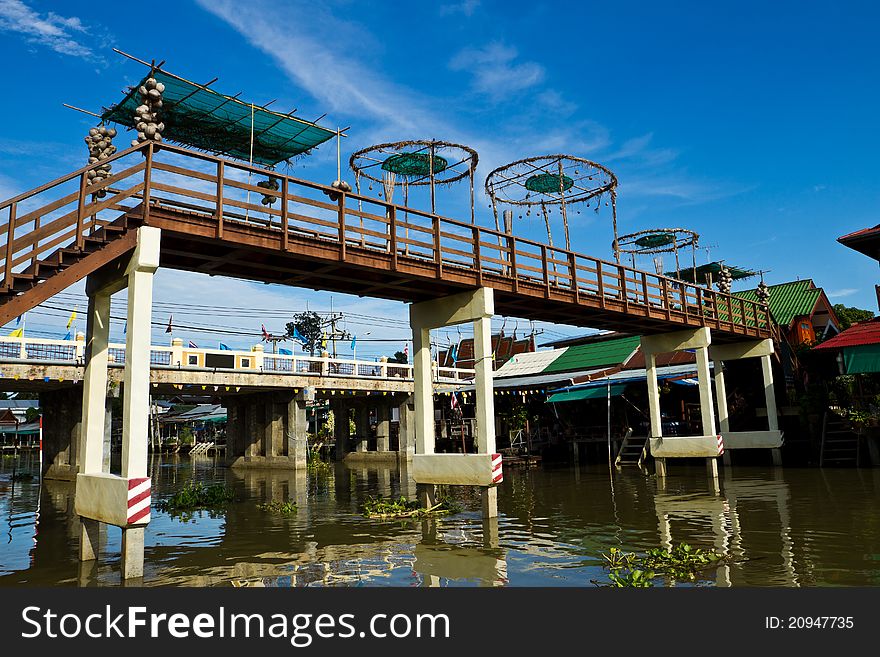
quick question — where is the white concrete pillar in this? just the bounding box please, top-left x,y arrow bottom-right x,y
645,351 -> 662,440
170,337 -> 183,367
473,315 -> 496,454
397,395 -> 415,460
355,402 -> 369,452
119,227 -> 160,580
80,292 -> 111,478
695,346 -> 716,436
761,354 -> 778,432
713,360 -> 729,435
412,325 -> 434,455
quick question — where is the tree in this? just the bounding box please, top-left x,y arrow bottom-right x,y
833,304 -> 875,331
25,407 -> 40,423
391,350 -> 408,364
285,311 -> 323,356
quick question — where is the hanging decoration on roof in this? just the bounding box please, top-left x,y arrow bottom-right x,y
484,154 -> 619,257
716,264 -> 733,295
84,125 -> 117,198
257,176 -> 280,206
130,76 -> 165,147
349,140 -> 479,220
756,279 -> 771,305
616,227 -> 699,281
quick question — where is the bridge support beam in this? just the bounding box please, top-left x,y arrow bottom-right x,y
409,288 -> 499,518
397,394 -> 415,461
641,328 -> 722,479
75,226 -> 160,580
227,390 -> 308,469
709,339 -> 783,465
40,387 -> 83,481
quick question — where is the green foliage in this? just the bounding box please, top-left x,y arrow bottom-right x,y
286,311 -> 324,356
833,303 -> 874,331
258,500 -> 297,515
179,426 -> 194,445
596,543 -> 725,587
391,350 -> 408,364
363,495 -> 461,519
25,407 -> 40,423
159,482 -> 235,513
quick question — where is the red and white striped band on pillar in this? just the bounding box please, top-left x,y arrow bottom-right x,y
491,453 -> 503,484
717,435 -> 725,456
127,477 -> 151,525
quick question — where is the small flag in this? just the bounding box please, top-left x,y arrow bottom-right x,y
292,326 -> 307,344
8,327 -> 23,338
450,343 -> 458,364
321,332 -> 328,349
404,343 -> 409,358
123,322 -> 127,335
188,340 -> 198,349
451,392 -> 459,410
63,330 -> 71,341
279,348 -> 293,356
350,335 -> 357,350
219,343 -> 230,351
66,308 -> 77,329
15,315 -> 22,326
165,315 -> 173,333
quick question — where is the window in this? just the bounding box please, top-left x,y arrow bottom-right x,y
240,357 -> 251,368
187,354 -> 199,366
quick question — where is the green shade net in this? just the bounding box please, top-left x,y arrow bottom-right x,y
525,173 -> 574,194
547,383 -> 627,403
102,70 -> 336,166
635,232 -> 676,248
382,152 -> 448,176
844,344 -> 880,374
665,261 -> 756,284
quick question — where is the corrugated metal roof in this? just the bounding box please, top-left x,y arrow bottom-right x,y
494,349 -> 566,378
550,363 -> 705,393
813,318 -> 880,350
735,280 -> 822,327
542,335 -> 641,374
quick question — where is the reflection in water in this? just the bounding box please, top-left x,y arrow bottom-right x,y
1,452 -> 880,587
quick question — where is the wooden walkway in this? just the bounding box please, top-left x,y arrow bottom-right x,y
0,142 -> 773,341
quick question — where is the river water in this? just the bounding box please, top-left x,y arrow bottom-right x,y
1,452 -> 878,587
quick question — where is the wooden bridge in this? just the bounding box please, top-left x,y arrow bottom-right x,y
0,142 -> 773,340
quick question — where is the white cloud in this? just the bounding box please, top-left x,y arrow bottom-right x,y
827,288 -> 858,299
0,0 -> 94,58
440,0 -> 480,17
449,42 -> 545,99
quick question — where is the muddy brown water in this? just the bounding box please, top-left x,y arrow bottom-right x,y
1,451 -> 878,586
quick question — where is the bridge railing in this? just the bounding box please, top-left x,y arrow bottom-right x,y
0,336 -> 474,383
0,142 -> 773,338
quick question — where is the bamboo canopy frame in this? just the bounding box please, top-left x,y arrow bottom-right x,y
615,227 -> 700,282
484,154 -> 619,258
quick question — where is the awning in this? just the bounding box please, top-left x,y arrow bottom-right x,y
102,69 -> 336,165
844,344 -> 880,374
547,383 -> 627,403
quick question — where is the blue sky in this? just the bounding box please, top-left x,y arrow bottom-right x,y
0,0 -> 877,355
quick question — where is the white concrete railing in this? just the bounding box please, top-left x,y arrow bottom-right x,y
0,336 -> 474,383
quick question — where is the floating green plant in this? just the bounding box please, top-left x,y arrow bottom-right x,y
158,482 -> 235,512
363,495 -> 461,519
258,500 -> 298,515
596,543 -> 726,587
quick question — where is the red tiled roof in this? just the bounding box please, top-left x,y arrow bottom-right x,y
839,224 -> 880,242
813,318 -> 880,350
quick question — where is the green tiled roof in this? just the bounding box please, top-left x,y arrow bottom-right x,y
541,335 -> 641,374
735,280 -> 822,327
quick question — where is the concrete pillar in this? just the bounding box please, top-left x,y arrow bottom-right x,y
482,486 -> 498,519
287,392 -> 308,469
713,360 -> 729,435
355,402 -> 369,452
397,395 -> 415,460
645,351 -> 663,441
264,398 -> 284,457
333,400 -> 350,459
119,228 -> 159,580
170,337 -> 183,367
376,404 -> 391,452
412,325 -> 434,455
655,457 -> 667,477
472,315 -> 496,455
80,291 -> 111,479
40,387 -> 82,480
695,346 -> 716,436
103,399 -> 112,473
762,354 -> 783,464
245,400 -> 260,457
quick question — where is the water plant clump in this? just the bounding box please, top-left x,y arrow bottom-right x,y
597,543 -> 726,587
363,495 -> 462,519
258,500 -> 298,515
158,482 -> 235,512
